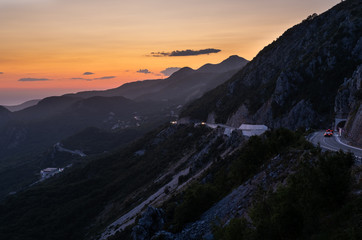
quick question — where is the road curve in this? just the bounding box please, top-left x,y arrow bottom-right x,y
309,131 -> 362,158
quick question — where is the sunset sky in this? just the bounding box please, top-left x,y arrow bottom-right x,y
0,0 -> 339,105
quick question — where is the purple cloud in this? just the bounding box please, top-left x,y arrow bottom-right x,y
150,48 -> 221,57
83,72 -> 94,75
137,69 -> 152,74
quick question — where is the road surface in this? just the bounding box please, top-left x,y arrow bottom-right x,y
309,131 -> 362,158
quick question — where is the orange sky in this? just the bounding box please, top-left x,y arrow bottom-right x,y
0,0 -> 340,105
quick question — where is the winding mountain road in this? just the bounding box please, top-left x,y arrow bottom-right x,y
309,131 -> 362,159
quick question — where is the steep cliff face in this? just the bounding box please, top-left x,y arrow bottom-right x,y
182,0 -> 362,130
346,104 -> 362,146
336,65 -> 362,146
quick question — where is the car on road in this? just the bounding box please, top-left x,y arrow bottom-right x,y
324,129 -> 333,137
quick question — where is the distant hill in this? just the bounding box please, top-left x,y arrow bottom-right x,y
1,95 -> 170,157
65,79 -> 166,100
3,99 -> 40,112
13,96 -> 82,122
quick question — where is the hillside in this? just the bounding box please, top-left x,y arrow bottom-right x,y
0,123 -> 360,240
0,96 -> 167,158
0,95 -> 173,199
0,124 -> 216,239
182,0 -> 362,131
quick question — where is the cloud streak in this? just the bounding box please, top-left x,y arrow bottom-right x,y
0,72 -> 3,74
18,78 -> 50,82
71,76 -> 116,81
150,48 -> 221,57
93,76 -> 116,80
137,69 -> 152,74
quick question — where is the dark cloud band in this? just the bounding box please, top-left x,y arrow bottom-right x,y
18,78 -> 50,82
151,48 -> 221,57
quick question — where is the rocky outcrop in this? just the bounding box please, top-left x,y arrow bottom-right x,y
335,65 -> 362,115
336,65 -> 362,146
345,104 -> 362,147
131,207 -> 165,240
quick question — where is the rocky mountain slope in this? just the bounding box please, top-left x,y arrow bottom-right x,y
335,64 -> 362,147
182,0 -> 362,131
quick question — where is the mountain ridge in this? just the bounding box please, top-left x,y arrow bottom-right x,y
197,55 -> 248,73
65,55 -> 248,103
